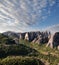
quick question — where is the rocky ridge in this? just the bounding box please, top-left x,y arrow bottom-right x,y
2,31 -> 59,49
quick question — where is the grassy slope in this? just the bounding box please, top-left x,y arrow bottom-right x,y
19,39 -> 59,65
0,39 -> 59,65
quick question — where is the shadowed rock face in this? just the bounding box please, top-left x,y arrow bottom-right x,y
20,31 -> 41,42
23,31 -> 50,44
32,31 -> 50,44
46,32 -> 59,48
19,33 -> 25,39
53,32 -> 59,47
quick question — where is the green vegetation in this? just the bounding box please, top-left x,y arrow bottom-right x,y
0,34 -> 59,65
0,44 -> 39,58
19,39 -> 59,65
0,34 -> 15,44
0,56 -> 44,65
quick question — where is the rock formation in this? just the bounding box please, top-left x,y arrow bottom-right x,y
19,33 -> 25,39
3,31 -> 50,44
46,33 -> 54,48
53,32 -> 59,48
1,31 -> 59,49
35,35 -> 42,44
25,33 -> 29,41
13,38 -> 19,44
32,31 -> 50,44
46,32 -> 59,48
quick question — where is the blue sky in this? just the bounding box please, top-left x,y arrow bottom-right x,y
0,0 -> 59,33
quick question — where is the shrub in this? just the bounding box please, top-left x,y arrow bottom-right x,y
0,44 -> 38,58
0,56 -> 44,65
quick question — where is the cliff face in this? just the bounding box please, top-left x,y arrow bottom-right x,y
46,32 -> 59,48
2,31 -> 50,44
2,31 -> 59,48
53,32 -> 59,48
19,32 -> 41,41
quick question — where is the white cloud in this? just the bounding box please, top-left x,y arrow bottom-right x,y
49,0 -> 56,6
45,24 -> 59,33
0,0 -> 58,32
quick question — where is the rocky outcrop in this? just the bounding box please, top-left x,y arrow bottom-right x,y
19,33 -> 25,39
1,31 -> 59,49
32,35 -> 42,44
32,31 -> 50,44
3,31 -> 50,44
53,32 -> 59,47
13,38 -> 19,44
46,34 -> 54,48
46,32 -> 59,48
25,33 -> 29,41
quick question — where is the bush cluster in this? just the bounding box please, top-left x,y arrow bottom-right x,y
0,56 -> 44,65
0,44 -> 38,58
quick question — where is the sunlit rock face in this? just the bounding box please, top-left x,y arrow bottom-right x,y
46,32 -> 59,48
46,34 -> 54,48
25,33 -> 29,41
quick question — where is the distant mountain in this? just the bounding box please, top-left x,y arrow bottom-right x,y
3,31 -> 19,39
